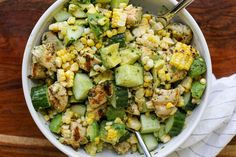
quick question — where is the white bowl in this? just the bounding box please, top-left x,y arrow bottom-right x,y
22,0 -> 212,156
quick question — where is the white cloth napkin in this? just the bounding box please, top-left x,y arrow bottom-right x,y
169,74 -> 236,157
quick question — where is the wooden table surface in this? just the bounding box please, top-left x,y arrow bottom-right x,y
0,0 -> 235,156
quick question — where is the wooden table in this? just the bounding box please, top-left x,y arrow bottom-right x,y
0,0 -> 235,156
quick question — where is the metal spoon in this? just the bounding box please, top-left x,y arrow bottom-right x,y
157,0 -> 194,27
135,131 -> 152,157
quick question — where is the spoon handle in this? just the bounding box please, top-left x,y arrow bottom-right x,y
135,131 -> 152,157
158,0 -> 194,26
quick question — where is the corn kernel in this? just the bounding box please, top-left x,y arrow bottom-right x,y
95,43 -> 102,49
166,102 -> 174,109
104,11 -> 112,18
118,26 -> 126,33
80,37 -> 87,45
87,39 -> 95,46
165,83 -> 171,89
49,23 -> 59,32
55,57 -> 62,68
114,117 -> 123,124
70,62 -> 79,72
200,78 -> 206,85
57,69 -> 66,82
56,49 -> 66,57
145,88 -> 153,97
106,30 -> 113,38
94,137 -> 100,144
62,62 -> 70,70
67,16 -> 76,25
112,29 -> 118,36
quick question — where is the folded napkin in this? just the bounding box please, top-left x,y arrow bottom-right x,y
169,74 -> 236,157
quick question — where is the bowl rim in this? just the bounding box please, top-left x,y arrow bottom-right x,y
22,0 -> 212,156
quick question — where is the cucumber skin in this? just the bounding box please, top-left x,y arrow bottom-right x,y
111,85 -> 128,108
49,114 -> 62,134
165,111 -> 186,137
31,85 -> 51,111
182,92 -> 196,111
108,33 -> 126,47
105,106 -> 126,120
87,121 -> 99,142
71,105 -> 86,117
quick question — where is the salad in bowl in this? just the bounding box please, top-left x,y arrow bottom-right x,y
25,0 -> 209,156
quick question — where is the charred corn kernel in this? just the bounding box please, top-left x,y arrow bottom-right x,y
93,64 -> 101,72
177,96 -> 185,107
143,14 -> 152,20
170,52 -> 193,70
107,128 -> 118,141
62,109 -> 73,124
145,88 -> 153,97
112,29 -> 118,36
144,74 -> 153,83
55,57 -> 62,68
141,56 -> 150,65
144,59 -> 154,71
62,62 -> 70,70
143,82 -> 151,88
161,135 -> 171,143
57,69 -> 66,82
98,17 -> 108,26
106,30 -> 113,38
70,62 -> 79,72
112,9 -> 127,28
68,4 -> 77,12
67,16 -> 76,25
114,117 -> 123,124
68,90 -> 73,96
80,37 -> 87,45
200,78 -> 206,85
95,43 -> 102,49
44,115 -> 50,121
94,137 -> 100,144
87,39 -> 95,46
146,101 -> 154,109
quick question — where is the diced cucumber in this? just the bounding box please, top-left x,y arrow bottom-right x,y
154,124 -> 166,140
42,32 -> 64,51
188,57 -> 207,78
110,85 -> 128,108
140,114 -> 160,134
100,43 -> 121,69
138,134 -> 158,154
105,106 -> 126,120
75,19 -> 88,26
108,33 -> 126,47
49,114 -> 62,134
64,26 -> 84,46
68,4 -> 87,18
165,110 -> 186,137
71,105 -> 86,117
182,92 -> 196,111
54,10 -> 71,22
69,95 -> 81,103
119,131 -> 131,142
73,73 -> 94,101
115,64 -> 143,87
31,85 -> 51,111
111,0 -> 129,8
87,121 -> 99,142
191,81 -> 206,99
96,0 -> 111,3
120,48 -> 141,65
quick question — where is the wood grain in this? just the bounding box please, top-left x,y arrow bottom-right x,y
0,0 -> 235,156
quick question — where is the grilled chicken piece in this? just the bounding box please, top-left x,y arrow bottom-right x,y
31,43 -> 57,71
166,64 -> 187,83
152,88 -> 180,118
48,82 -> 68,112
42,31 -> 64,51
124,5 -> 142,27
113,141 -> 131,155
30,63 -> 47,79
78,53 -> 101,72
167,23 -> 193,44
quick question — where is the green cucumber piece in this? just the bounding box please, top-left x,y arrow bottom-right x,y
64,26 -> 84,46
69,95 -> 81,103
105,106 -> 126,120
138,134 -> 158,153
110,85 -> 128,108
108,33 -> 126,47
73,73 -> 94,101
115,64 -> 143,87
100,43 -> 121,69
71,105 -> 86,117
120,48 -> 141,65
31,85 -> 51,111
96,0 -> 111,3
87,121 -> 99,142
75,19 -> 88,26
191,81 -> 206,99
188,57 -> 207,78
140,114 -> 160,134
119,131 -> 131,142
111,0 -> 129,8
54,10 -> 71,22
49,114 -> 62,134
165,110 -> 186,137
182,92 -> 196,111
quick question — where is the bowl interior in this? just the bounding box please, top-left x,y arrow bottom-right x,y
22,0 -> 212,156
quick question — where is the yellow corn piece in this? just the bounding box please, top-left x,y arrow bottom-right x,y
170,52 -> 193,70
112,9 -> 127,28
